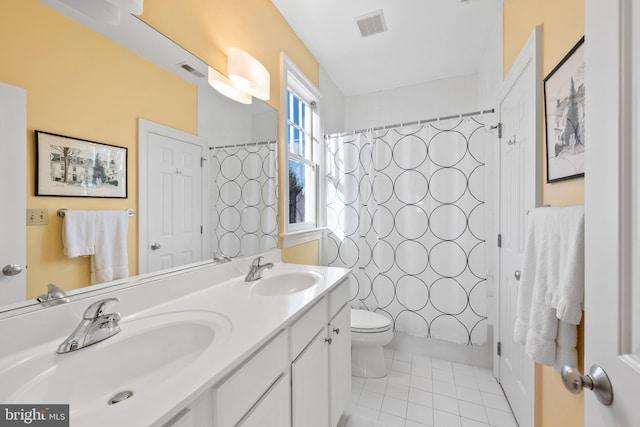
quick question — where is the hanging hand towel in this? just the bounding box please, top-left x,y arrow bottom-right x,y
62,210 -> 97,258
90,210 -> 129,284
545,206 -> 585,324
513,206 -> 584,369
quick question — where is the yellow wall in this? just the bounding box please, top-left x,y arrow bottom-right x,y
0,1 -> 198,298
141,0 -> 321,266
503,1 -> 585,426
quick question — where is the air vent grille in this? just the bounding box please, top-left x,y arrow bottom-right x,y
178,62 -> 205,78
355,10 -> 387,38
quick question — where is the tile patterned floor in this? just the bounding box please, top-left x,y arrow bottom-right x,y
340,348 -> 519,427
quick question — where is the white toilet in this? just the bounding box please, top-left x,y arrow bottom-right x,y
350,309 -> 394,378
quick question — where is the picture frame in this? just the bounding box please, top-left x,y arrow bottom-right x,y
35,130 -> 128,198
544,36 -> 585,183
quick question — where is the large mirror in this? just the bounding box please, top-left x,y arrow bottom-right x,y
0,0 -> 278,314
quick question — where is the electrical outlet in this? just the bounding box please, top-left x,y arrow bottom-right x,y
26,209 -> 48,226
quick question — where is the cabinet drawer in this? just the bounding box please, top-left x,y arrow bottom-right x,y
289,297 -> 328,359
216,330 -> 288,427
238,373 -> 291,427
328,278 -> 350,319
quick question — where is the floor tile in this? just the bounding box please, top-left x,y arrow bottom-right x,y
433,394 -> 459,415
481,392 -> 511,412
386,382 -> 410,400
455,386 -> 483,405
433,409 -> 462,427
408,387 -> 433,407
379,411 -> 407,427
485,407 -> 518,427
458,401 -> 488,423
345,350 -> 516,427
407,402 -> 434,425
359,390 -> 385,410
381,395 -> 409,418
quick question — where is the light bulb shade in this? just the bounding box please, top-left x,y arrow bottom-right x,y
208,67 -> 252,104
105,0 -> 143,15
228,47 -> 270,101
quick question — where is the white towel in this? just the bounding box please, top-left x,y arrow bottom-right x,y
62,210 -> 96,257
90,211 -> 129,284
514,206 -> 584,370
62,210 -> 129,284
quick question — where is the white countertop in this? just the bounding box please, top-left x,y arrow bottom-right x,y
0,252 -> 351,427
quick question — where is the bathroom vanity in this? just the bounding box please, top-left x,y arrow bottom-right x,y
0,251 -> 351,427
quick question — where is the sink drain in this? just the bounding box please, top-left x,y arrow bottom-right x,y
108,390 -> 133,405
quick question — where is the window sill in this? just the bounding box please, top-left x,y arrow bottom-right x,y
281,227 -> 326,248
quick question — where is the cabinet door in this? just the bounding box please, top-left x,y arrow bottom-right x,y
329,305 -> 351,427
239,374 -> 291,427
291,330 -> 329,427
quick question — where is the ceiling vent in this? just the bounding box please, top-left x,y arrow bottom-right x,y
355,10 -> 387,38
178,61 -> 205,78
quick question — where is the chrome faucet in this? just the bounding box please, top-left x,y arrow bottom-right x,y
212,252 -> 233,264
245,256 -> 274,282
57,298 -> 121,354
36,283 -> 70,307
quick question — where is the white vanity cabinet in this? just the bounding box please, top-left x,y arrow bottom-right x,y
159,276 -> 351,427
291,278 -> 351,427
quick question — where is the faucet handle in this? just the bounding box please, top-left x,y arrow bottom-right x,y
251,256 -> 264,267
83,298 -> 119,320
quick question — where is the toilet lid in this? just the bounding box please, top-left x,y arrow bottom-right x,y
351,309 -> 391,333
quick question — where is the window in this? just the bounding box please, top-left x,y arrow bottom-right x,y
283,56 -> 323,243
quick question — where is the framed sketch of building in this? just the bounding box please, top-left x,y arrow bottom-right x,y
35,131 -> 127,198
544,36 -> 585,183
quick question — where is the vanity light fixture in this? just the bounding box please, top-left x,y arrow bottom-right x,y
228,47 -> 271,101
208,66 -> 252,105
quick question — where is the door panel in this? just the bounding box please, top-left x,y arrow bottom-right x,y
496,27 -> 541,427
584,0 -> 640,424
138,119 -> 204,275
0,82 -> 26,305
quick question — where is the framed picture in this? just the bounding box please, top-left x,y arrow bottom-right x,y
36,131 -> 127,198
544,36 -> 585,183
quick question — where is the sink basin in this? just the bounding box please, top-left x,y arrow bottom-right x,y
251,270 -> 323,296
0,310 -> 231,421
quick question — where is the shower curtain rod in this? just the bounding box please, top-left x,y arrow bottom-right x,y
324,108 -> 495,139
209,140 -> 276,150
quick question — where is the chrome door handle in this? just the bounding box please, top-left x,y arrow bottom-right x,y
2,264 -> 23,276
514,270 -> 521,281
561,365 -> 613,406
150,243 -> 161,251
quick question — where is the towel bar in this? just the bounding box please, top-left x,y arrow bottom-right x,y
57,208 -> 136,218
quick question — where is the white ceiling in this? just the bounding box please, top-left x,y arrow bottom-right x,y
271,0 -> 503,97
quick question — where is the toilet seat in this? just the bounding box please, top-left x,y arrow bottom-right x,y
351,309 -> 391,333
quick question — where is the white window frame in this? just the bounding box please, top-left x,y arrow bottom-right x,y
281,54 -> 325,248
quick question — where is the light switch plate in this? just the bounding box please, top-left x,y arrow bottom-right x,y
26,208 -> 48,225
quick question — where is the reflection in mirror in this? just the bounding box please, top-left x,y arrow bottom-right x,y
0,0 -> 278,314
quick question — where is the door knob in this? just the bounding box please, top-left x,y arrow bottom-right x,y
514,270 -> 521,280
150,243 -> 161,251
333,327 -> 340,335
561,365 -> 613,406
325,337 -> 332,344
2,264 -> 23,276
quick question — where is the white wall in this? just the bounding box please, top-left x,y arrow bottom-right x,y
319,67 -> 345,135
344,74 -> 479,131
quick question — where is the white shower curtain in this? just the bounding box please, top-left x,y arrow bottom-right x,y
325,114 -> 492,345
210,141 -> 278,257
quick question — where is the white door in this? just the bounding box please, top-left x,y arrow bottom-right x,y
583,0 -> 640,424
0,82 -> 26,305
139,120 -> 205,274
496,27 -> 541,427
